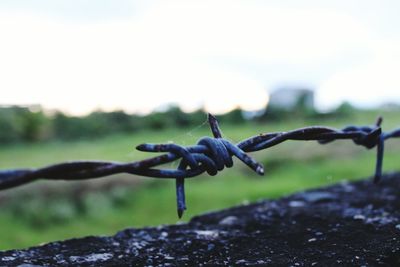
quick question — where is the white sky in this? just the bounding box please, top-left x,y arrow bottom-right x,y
0,0 -> 399,115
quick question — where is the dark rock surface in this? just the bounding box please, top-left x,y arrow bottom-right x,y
2,173 -> 400,266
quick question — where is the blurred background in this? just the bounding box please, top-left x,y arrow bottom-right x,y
0,0 -> 399,250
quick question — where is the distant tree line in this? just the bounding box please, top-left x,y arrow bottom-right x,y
0,102 -> 355,144
0,105 -> 249,144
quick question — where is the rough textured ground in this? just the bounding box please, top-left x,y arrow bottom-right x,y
1,173 -> 400,266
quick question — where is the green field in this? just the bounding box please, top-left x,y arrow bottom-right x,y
0,110 -> 399,250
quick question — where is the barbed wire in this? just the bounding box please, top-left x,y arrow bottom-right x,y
0,114 -> 399,218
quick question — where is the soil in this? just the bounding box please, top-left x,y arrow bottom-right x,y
1,172 -> 400,266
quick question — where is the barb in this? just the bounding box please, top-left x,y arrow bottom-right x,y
0,114 -> 399,218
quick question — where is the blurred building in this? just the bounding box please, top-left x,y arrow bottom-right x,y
268,88 -> 314,111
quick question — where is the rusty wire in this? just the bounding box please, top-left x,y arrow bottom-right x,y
0,114 -> 399,218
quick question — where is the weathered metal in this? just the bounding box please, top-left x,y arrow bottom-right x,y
0,114 -> 398,217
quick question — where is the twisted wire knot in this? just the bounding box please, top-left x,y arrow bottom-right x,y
316,118 -> 385,184
342,125 -> 383,149
197,137 -> 233,174
137,134 -> 264,218
136,113 -> 266,217
136,137 -> 264,177
318,126 -> 383,149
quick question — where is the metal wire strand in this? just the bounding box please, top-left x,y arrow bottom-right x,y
0,114 -> 399,217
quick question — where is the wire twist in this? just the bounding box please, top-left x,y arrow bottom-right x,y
0,114 -> 399,218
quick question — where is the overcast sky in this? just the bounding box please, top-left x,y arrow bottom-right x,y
1,0 -> 399,115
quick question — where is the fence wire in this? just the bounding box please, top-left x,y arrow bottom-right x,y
0,114 -> 399,217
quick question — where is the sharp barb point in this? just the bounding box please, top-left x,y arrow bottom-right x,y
136,144 -> 145,150
208,113 -> 216,119
256,165 -> 265,175
376,116 -> 383,127
177,209 -> 184,219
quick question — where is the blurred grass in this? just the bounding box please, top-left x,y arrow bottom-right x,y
0,109 -> 399,250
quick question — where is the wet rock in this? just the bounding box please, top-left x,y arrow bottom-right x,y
1,172 -> 400,266
218,216 -> 238,225
288,200 -> 306,208
296,191 -> 335,203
